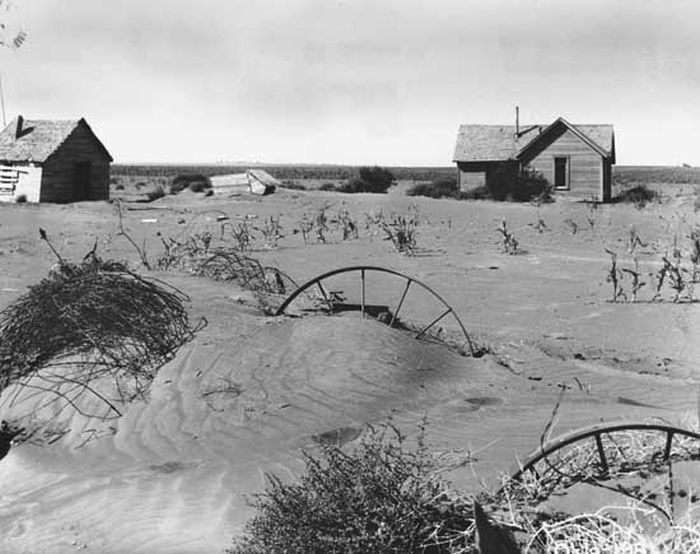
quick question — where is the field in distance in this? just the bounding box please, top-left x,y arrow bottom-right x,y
112,163 -> 700,190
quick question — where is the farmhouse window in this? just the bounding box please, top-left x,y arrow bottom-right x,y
554,156 -> 569,190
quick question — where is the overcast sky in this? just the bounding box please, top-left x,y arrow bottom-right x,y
3,0 -> 698,165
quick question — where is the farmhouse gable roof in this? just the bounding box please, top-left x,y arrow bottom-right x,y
453,117 -> 614,163
0,116 -> 113,163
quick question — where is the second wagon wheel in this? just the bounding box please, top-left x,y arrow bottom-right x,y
275,265 -> 476,356
496,422 -> 700,509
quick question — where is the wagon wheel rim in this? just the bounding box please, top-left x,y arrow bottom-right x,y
274,265 -> 475,355
499,422 -> 700,496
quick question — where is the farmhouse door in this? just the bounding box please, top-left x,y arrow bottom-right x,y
554,157 -> 569,189
74,161 -> 92,200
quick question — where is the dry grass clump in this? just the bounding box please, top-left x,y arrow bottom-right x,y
366,206 -> 420,255
613,184 -> 661,208
527,510 -> 700,553
406,178 -> 461,199
295,204 -> 360,244
229,422 -> 475,554
604,224 -> 700,304
0,252 -> 201,416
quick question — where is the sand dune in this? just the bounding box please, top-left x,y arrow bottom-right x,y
0,193 -> 698,551
0,302 -> 696,552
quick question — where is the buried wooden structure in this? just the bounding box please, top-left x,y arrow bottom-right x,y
210,169 -> 278,196
502,422 -> 700,491
275,265 -> 476,355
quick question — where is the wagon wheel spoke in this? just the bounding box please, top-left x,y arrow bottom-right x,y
415,308 -> 451,339
390,278 -> 411,328
663,431 -> 674,460
316,281 -> 332,310
594,432 -> 608,474
360,269 -> 365,319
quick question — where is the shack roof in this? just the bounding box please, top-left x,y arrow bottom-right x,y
0,116 -> 113,163
453,118 -> 614,162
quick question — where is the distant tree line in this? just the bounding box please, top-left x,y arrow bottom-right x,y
112,164 -> 456,183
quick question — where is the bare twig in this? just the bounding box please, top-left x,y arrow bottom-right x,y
114,201 -> 150,268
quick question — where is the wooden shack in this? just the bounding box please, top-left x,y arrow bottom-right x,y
453,116 -> 615,202
0,116 -> 112,203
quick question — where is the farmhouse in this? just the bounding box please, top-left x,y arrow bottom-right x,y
453,115 -> 615,201
0,116 -> 112,203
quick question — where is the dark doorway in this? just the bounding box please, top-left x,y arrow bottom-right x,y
74,161 -> 92,200
554,157 -> 569,190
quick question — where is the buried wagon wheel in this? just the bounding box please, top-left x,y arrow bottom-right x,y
274,265 -> 476,356
497,422 -> 700,501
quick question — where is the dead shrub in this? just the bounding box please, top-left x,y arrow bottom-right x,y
614,185 -> 660,208
170,173 -> 211,194
333,203 -> 359,240
226,220 -> 253,252
498,220 -> 519,255
145,184 -> 166,202
255,216 -> 283,249
0,247 -> 202,417
229,421 -> 473,554
157,233 -> 294,298
316,206 -> 330,243
298,213 -> 314,245
381,214 -> 418,255
371,205 -> 419,255
605,249 -> 624,302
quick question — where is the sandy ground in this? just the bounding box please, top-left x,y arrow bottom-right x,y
0,186 -> 698,552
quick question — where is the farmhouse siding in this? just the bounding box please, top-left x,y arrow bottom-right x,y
457,161 -> 492,191
40,124 -> 111,202
460,170 -> 486,190
453,117 -> 614,202
521,128 -> 604,200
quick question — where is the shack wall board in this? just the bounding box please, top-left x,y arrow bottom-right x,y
40,124 -> 111,202
459,170 -> 485,191
522,127 -> 604,200
457,161 -> 494,191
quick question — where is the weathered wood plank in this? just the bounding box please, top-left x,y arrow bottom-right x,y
40,124 -> 111,202
523,128 -> 604,200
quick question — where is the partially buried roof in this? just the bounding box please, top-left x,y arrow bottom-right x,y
0,117 -> 113,163
453,119 -> 614,162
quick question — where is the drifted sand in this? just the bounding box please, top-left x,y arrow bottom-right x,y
0,190 -> 698,552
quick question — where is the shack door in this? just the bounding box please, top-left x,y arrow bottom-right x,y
74,162 -> 92,200
553,157 -> 569,190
